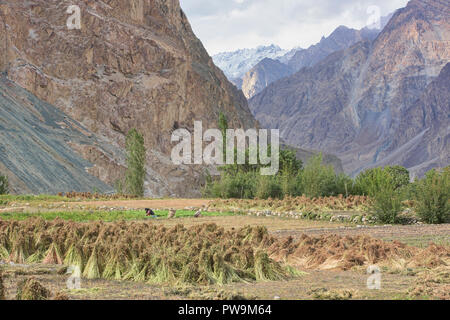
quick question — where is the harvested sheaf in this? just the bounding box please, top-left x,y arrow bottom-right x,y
0,219 -> 297,285
16,278 -> 51,300
0,272 -> 5,300
1,219 -> 447,285
267,234 -> 450,271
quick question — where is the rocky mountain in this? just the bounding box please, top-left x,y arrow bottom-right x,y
374,63 -> 450,178
241,25 -> 380,99
241,58 -> 294,100
250,0 -> 449,176
212,44 -> 287,86
286,26 -> 380,72
0,76 -> 115,194
284,13 -> 394,72
0,0 -> 257,196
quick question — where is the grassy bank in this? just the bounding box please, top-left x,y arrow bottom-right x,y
0,210 -> 237,222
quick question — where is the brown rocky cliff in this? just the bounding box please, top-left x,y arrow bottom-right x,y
0,0 -> 257,196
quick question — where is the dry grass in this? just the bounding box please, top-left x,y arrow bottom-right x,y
268,234 -> 449,271
210,195 -> 371,213
0,271 -> 5,300
408,267 -> 450,300
155,215 -> 351,232
16,278 -> 51,300
0,219 -> 299,286
1,217 -> 447,288
308,288 -> 357,300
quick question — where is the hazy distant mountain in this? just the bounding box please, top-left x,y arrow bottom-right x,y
241,58 -> 295,100
215,12 -> 393,99
285,26 -> 380,72
212,45 -> 288,85
250,0 -> 449,176
242,25 -> 380,98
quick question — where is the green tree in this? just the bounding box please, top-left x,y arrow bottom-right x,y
414,168 -> 449,224
0,174 -> 8,195
279,149 -> 303,175
384,166 -> 410,190
256,175 -> 283,199
360,168 -> 402,223
355,166 -> 410,196
279,149 -> 302,197
125,129 -> 146,197
300,154 -> 336,198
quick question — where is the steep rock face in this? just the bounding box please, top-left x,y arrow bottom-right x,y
241,25 -> 379,99
0,0 -> 257,196
0,77 -> 116,194
250,0 -> 449,176
241,58 -> 294,99
251,42 -> 372,152
374,63 -> 450,177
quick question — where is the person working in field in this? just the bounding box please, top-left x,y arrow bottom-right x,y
145,208 -> 157,217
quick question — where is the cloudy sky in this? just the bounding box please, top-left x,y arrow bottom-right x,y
180,0 -> 409,55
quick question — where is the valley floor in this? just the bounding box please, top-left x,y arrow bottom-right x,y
0,198 -> 448,300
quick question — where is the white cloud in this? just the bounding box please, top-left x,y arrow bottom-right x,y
180,0 -> 409,55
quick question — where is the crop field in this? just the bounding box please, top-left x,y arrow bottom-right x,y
0,197 -> 448,300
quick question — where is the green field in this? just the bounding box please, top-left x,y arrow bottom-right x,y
0,209 -> 237,222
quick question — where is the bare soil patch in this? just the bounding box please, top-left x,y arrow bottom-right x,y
60,199 -> 212,210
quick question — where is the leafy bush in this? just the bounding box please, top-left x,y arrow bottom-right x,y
299,154 -> 336,198
203,148 -> 302,200
362,168 -> 402,223
384,166 -> 410,190
413,168 -> 449,224
280,172 -> 301,197
210,172 -> 258,199
279,149 -> 303,175
355,166 -> 410,196
256,176 -> 283,199
0,174 -> 8,195
205,152 -> 353,200
333,174 -> 356,197
372,188 -> 402,224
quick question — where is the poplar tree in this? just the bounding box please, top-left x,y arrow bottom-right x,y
125,129 -> 146,197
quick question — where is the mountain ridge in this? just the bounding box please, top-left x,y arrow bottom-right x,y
249,0 -> 449,176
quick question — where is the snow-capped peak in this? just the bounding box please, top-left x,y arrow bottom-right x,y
212,44 -> 288,80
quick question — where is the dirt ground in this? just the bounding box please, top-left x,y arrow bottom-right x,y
274,224 -> 450,247
59,199 -> 211,210
1,199 -> 448,300
0,264 -> 426,300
